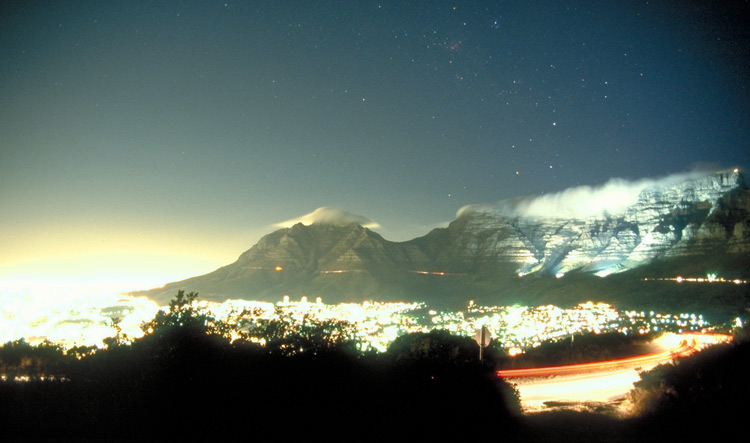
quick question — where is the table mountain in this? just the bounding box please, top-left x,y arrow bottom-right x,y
136,169 -> 749,319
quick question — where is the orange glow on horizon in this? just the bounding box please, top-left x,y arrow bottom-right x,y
0,251 -> 228,294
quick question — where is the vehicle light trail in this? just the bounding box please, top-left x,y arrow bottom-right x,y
496,333 -> 732,413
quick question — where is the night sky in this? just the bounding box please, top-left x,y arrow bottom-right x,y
1,1 -> 748,288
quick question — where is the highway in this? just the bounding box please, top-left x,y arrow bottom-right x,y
496,333 -> 732,413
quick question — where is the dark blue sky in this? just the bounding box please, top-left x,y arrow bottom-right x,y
1,1 -> 748,285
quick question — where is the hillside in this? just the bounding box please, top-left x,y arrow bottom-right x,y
135,170 -> 750,321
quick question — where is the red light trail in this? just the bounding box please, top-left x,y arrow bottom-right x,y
495,333 -> 732,412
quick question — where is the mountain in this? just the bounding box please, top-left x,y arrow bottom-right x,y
435,169 -> 748,278
137,170 -> 750,321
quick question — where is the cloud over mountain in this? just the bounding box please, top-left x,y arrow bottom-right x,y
138,168 -> 749,313
459,170 -> 718,219
274,207 -> 381,229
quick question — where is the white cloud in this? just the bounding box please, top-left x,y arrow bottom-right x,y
459,170 -> 717,219
274,207 -> 381,229
514,178 -> 650,218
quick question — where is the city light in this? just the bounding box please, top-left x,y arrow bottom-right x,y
0,282 -> 729,353
643,273 -> 747,285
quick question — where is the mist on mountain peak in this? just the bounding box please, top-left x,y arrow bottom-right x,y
458,169 -> 741,220
274,207 -> 381,229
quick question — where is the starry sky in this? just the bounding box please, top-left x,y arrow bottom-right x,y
1,1 -> 748,289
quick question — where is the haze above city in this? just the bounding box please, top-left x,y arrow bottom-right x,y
1,1 -> 748,290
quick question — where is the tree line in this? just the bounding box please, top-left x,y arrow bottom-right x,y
1,290 -> 748,441
0,291 -> 520,441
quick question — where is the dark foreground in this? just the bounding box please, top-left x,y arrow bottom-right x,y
1,294 -> 748,442
2,336 -> 749,442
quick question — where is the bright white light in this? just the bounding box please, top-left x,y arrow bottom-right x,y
513,368 -> 642,412
508,347 -> 524,356
0,280 -> 159,348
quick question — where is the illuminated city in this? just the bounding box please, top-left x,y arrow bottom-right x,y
2,276 -> 737,354
2,1 -> 747,439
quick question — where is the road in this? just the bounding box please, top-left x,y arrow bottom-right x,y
496,333 -> 732,412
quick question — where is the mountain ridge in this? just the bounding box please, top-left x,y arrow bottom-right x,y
135,169 -> 750,320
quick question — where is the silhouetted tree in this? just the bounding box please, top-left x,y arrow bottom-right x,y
241,309 -> 358,355
630,336 -> 750,440
375,330 -> 522,439
387,329 -> 479,364
2,293 -> 528,441
142,290 -> 226,335
0,339 -> 69,381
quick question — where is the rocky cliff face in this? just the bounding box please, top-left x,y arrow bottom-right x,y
139,170 -> 750,311
444,169 -> 748,278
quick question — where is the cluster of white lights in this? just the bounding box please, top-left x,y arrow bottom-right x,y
644,273 -> 747,285
1,284 -> 728,355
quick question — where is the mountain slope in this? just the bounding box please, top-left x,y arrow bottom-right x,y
141,223 -> 434,304
136,170 -> 750,319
